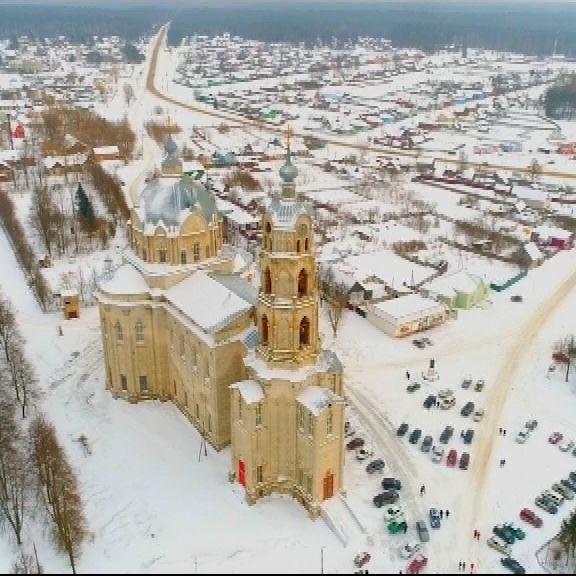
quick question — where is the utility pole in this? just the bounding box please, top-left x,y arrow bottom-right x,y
321,547 -> 325,574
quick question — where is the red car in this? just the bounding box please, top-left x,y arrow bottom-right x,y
346,437 -> 365,451
407,554 -> 428,575
447,449 -> 458,467
549,432 -> 563,445
520,507 -> 543,528
459,452 -> 470,470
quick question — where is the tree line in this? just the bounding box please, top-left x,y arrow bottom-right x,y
544,75 -> 576,120
0,294 -> 87,574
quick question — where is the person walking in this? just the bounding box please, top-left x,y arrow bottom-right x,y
420,484 -> 426,496
503,429 -> 507,437
470,562 -> 475,573
440,509 -> 444,520
445,509 -> 450,518
498,427 -> 502,435
406,370 -> 410,380
462,561 -> 466,572
473,529 -> 477,539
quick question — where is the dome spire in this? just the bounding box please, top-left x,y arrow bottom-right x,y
279,126 -> 298,196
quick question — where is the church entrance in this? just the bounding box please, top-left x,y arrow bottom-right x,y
239,460 -> 246,487
322,472 -> 334,500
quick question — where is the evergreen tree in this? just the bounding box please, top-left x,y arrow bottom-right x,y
75,183 -> 95,223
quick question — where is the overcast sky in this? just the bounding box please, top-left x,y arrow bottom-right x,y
0,0 -> 575,5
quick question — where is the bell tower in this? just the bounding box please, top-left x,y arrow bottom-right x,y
256,129 -> 319,368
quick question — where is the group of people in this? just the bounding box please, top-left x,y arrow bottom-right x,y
457,561 -> 476,573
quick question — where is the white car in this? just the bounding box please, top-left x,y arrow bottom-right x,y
559,439 -> 575,453
399,541 -> 422,560
355,448 -> 373,461
516,430 -> 530,444
438,388 -> 454,400
440,396 -> 455,410
431,445 -> 444,463
472,408 -> 485,422
384,505 -> 405,522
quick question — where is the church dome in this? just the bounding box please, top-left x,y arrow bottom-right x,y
279,155 -> 298,183
161,135 -> 182,174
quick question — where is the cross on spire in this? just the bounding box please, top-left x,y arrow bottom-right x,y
285,125 -> 294,150
167,115 -> 172,135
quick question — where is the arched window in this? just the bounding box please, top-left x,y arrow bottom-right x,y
265,222 -> 271,234
298,269 -> 308,297
115,321 -> 123,342
296,239 -> 301,253
299,316 -> 310,347
305,237 -> 309,251
268,238 -> 272,251
261,315 -> 269,345
264,268 -> 272,294
135,320 -> 144,343
142,248 -> 147,261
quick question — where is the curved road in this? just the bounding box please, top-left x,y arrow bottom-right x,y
146,25 -> 576,181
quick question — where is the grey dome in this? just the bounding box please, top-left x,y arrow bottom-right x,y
139,175 -> 216,227
279,155 -> 298,183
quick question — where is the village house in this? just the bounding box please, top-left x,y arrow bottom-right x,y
421,269 -> 490,310
92,145 -> 120,162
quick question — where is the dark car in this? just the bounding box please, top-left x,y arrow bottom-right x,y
397,422 -> 409,437
409,428 -> 422,445
381,477 -> 402,491
412,339 -> 426,349
373,491 -> 399,507
407,382 -> 421,393
366,459 -> 385,474
500,557 -> 526,574
429,507 -> 441,529
510,295 -> 523,303
423,395 -> 436,409
447,449 -> 458,467
459,452 -> 470,470
346,437 -> 365,451
474,380 -> 485,392
421,435 -> 433,453
461,376 -> 473,389
493,524 -> 516,544
460,401 -> 475,417
463,429 -> 474,445
439,425 -> 454,444
416,521 -> 430,543
519,507 -> 542,528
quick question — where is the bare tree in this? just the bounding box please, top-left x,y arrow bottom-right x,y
29,184 -> 58,257
11,545 -> 44,575
320,267 -> 348,337
0,399 -> 31,546
6,345 -> 38,419
554,335 -> 576,382
30,416 -> 86,574
122,83 -> 134,106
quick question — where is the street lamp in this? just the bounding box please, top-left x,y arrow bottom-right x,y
320,546 -> 325,575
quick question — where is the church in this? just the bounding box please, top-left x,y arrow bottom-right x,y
97,133 -> 345,516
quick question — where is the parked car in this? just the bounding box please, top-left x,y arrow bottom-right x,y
431,445 -> 444,463
429,507 -> 441,528
461,401 -> 475,417
542,490 -> 564,507
553,352 -> 569,364
387,520 -> 408,534
503,522 -> 526,540
549,432 -> 563,445
438,388 -> 454,399
421,435 -> 433,453
472,408 -> 485,422
510,295 -> 523,303
487,535 -> 512,555
525,419 -> 538,431
463,429 -> 474,445
500,557 -> 526,574
562,478 -> 576,493
474,379 -> 485,392
423,394 -> 436,409
447,449 -> 458,467
347,437 -> 365,450
409,429 -> 422,445
366,459 -> 385,474
356,447 -> 373,461
516,429 -> 530,444
559,439 -> 575,453
553,482 -> 574,500
384,505 -> 404,523
459,452 -> 470,470
373,491 -> 399,507
421,337 -> 433,346
569,471 -> 576,484
439,425 -> 454,444
354,552 -> 371,568
412,339 -> 426,349
344,421 -> 355,437
440,396 -> 456,410
397,423 -> 409,437
519,507 -> 543,528
415,520 -> 430,543
407,554 -> 428,575
534,495 -> 558,515
407,381 -> 421,393
382,477 -> 402,491
399,541 -> 422,560
461,376 -> 473,389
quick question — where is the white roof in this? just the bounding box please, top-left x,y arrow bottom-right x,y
93,145 -> 119,155
99,263 -> 149,295
535,225 -> 572,241
42,153 -> 87,169
424,270 -> 485,299
216,197 -> 259,226
165,271 -> 252,334
296,386 -> 337,416
230,380 -> 264,405
371,294 -> 446,324
512,186 -> 548,202
523,241 -> 544,261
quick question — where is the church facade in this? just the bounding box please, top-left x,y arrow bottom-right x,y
98,136 -> 345,516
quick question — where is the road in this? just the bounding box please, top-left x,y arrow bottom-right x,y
145,25 -> 576,181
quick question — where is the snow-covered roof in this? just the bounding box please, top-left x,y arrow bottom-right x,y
230,379 -> 264,405
42,153 -> 87,169
512,186 -> 548,202
216,197 -> 259,226
297,386 -> 339,416
93,145 -> 119,155
165,271 -> 252,334
98,263 -> 149,295
209,273 -> 258,305
370,294 -> 446,323
523,241 -> 544,261
268,197 -> 312,229
535,225 -> 572,241
424,270 -> 486,299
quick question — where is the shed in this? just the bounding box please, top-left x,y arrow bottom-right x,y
61,290 -> 80,320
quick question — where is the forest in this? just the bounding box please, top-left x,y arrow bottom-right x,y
545,75 -> 576,120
